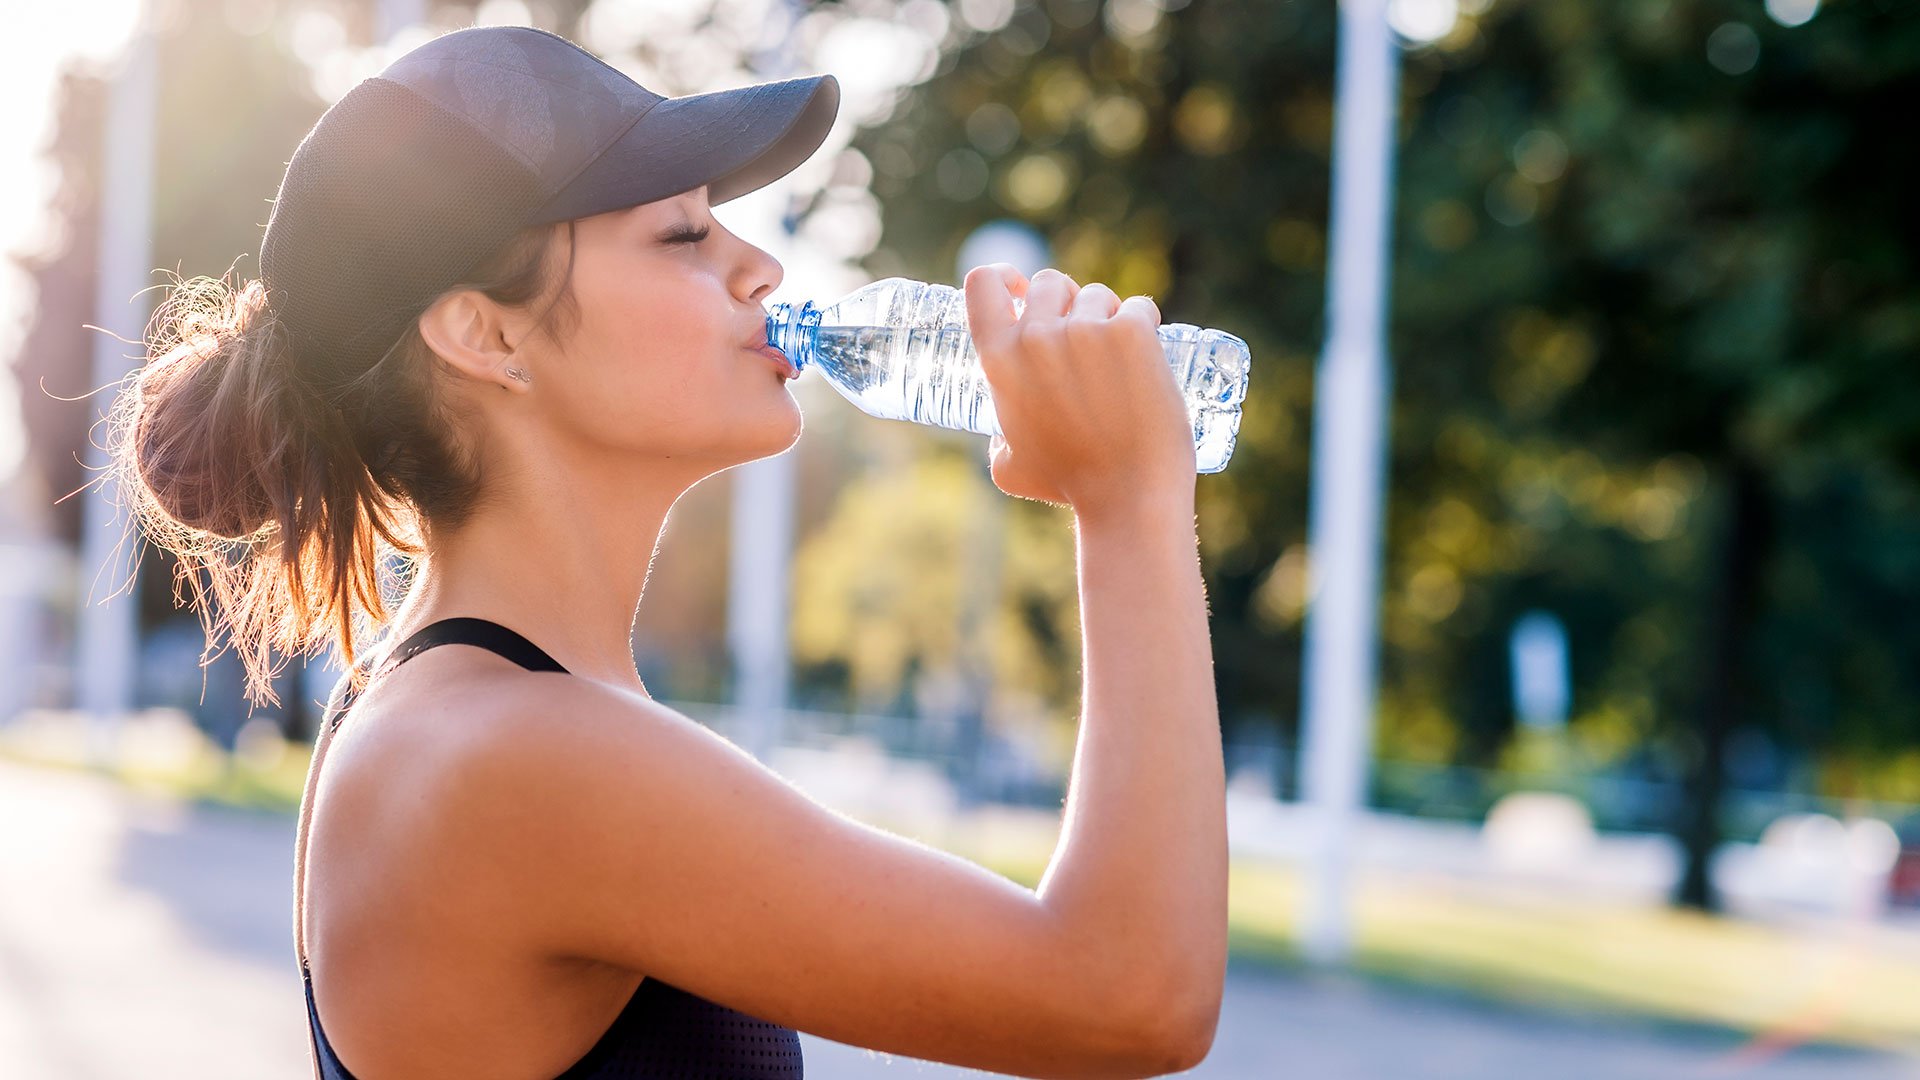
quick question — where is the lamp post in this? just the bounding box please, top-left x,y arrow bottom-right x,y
75,2 -> 157,766
1296,0 -> 1403,965
948,219 -> 1049,803
726,0 -> 813,764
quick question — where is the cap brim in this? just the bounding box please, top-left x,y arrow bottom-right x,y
534,73 -> 839,222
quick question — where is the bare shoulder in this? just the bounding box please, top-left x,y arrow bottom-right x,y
417,672 -> 1208,1079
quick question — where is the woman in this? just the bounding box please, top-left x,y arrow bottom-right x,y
111,23 -> 1225,1080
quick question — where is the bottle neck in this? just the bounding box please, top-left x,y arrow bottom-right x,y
766,301 -> 822,373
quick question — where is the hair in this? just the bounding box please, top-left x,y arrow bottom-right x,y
104,221 -> 579,710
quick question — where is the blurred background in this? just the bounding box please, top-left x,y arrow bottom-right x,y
1,0 -> 1918,1077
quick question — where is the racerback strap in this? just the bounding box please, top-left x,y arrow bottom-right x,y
295,617 -> 571,1032
328,616 -> 570,732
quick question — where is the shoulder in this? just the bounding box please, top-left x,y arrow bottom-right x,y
404,659 -> 710,836
437,663 -> 687,765
325,655 -> 678,921
342,641 -> 604,747
404,666 -> 764,947
320,646 -> 645,843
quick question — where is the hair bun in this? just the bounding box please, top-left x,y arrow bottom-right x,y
101,222 -> 560,711
123,279 -> 285,540
133,344 -> 277,540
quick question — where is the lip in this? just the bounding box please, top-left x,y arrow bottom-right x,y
748,342 -> 798,379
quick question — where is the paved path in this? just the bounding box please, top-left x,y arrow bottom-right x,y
2,758 -> 1917,1079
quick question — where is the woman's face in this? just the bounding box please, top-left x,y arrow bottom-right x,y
520,184 -> 798,474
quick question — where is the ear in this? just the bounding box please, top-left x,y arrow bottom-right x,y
417,290 -> 527,393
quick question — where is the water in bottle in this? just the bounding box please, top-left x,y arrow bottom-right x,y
763,277 -> 1251,473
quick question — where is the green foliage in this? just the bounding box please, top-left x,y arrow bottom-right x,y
850,0 -> 1920,805
789,445 -> 1081,722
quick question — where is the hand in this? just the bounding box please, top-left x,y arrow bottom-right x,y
963,264 -> 1194,514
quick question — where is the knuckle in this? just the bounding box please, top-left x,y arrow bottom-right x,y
1022,318 -> 1067,345
1035,267 -> 1079,289
1064,316 -> 1106,340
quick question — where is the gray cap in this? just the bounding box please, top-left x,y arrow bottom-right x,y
259,24 -> 839,397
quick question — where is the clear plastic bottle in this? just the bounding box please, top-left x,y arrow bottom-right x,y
764,277 -> 1251,473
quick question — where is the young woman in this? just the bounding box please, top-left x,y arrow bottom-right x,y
110,23 -> 1225,1080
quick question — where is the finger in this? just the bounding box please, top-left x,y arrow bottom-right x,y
1117,293 -> 1161,327
1025,268 -> 1080,321
968,262 -> 1030,299
964,264 -> 1026,346
1072,282 -> 1122,319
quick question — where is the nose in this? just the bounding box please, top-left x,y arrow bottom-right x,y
738,238 -> 783,307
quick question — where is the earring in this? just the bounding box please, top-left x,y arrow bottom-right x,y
505,366 -> 532,386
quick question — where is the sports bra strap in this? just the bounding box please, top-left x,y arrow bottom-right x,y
298,616 -> 571,982
331,616 -> 570,731
380,616 -> 569,674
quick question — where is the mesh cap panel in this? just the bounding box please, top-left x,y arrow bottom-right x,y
260,78 -> 542,393
380,26 -> 659,194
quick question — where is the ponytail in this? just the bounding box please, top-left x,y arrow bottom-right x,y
106,222 -> 576,709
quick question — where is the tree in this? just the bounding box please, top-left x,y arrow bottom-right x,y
853,0 -> 1920,912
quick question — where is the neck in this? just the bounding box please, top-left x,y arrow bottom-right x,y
384,452 -> 708,696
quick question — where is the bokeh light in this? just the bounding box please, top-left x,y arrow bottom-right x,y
1707,22 -> 1761,75
1388,0 -> 1459,46
1765,0 -> 1821,29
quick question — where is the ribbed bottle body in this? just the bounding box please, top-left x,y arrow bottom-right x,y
767,277 -> 1250,473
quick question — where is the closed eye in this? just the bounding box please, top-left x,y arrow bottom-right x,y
663,224 -> 711,245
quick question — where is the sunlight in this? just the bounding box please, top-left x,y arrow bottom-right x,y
0,3 -> 144,488
1387,0 -> 1458,46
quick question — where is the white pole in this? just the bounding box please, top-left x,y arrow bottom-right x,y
952,222 -> 1048,801
0,542 -> 51,726
726,0 -> 810,763
727,457 -> 794,763
76,7 -> 158,767
1297,0 -> 1401,965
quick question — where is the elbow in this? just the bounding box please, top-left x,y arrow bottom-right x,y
1059,911 -> 1226,1076
1121,972 -> 1222,1076
1160,986 -> 1223,1073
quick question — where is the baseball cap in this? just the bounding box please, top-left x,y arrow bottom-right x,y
258,24 -> 840,391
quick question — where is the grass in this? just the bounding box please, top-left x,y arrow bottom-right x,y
0,713 -> 312,813
5,716 -> 1920,1057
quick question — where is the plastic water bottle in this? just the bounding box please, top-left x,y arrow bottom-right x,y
764,277 -> 1251,473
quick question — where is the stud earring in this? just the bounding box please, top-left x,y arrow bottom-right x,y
505,366 -> 532,386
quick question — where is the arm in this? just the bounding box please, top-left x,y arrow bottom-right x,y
1035,490 -> 1228,1066
434,669 -> 1208,1080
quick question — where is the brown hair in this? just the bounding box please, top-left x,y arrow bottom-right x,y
105,222 -> 579,709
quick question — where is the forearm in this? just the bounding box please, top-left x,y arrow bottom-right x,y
1035,489 -> 1228,1009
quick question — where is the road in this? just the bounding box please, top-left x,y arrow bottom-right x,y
1,758 -> 1916,1079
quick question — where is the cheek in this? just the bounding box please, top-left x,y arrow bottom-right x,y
571,288 -> 687,396
557,286 -> 769,448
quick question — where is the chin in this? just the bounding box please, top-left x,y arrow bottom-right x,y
760,413 -> 804,459
732,395 -> 805,463
769,388 -> 805,450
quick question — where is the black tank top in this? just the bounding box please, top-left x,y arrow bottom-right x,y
297,617 -> 804,1079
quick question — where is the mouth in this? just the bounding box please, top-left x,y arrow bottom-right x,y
747,340 -> 798,379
